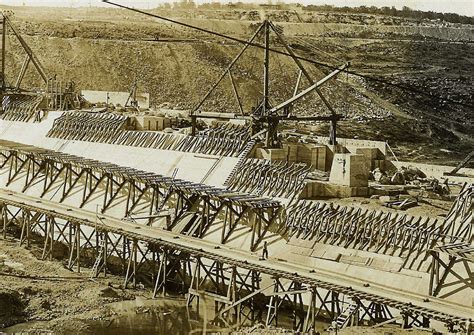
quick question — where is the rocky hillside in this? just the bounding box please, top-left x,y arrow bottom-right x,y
1,5 -> 473,165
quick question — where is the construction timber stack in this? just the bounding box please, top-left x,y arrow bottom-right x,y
0,9 -> 473,335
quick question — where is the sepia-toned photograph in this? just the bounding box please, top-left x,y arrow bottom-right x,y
0,0 -> 472,334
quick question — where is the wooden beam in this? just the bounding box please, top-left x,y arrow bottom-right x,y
218,282 -> 275,315
269,63 -> 349,114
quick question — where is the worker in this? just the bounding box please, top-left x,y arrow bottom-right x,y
262,241 -> 269,260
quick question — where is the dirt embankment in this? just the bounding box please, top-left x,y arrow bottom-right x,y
281,22 -> 474,41
0,237 -> 144,334
1,6 -> 473,165
5,33 -> 389,119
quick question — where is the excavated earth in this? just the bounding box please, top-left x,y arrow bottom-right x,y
0,235 -> 206,335
0,5 -> 473,166
0,233 -> 147,334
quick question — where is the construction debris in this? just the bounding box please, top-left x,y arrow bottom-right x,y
383,197 -> 418,210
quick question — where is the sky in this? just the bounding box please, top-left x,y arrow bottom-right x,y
0,0 -> 472,16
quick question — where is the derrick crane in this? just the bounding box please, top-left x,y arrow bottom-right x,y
102,1 -> 349,148
191,19 -> 348,148
1,11 -> 48,92
1,11 -> 80,113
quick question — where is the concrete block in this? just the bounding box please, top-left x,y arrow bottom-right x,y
310,145 -> 327,171
374,159 -> 385,170
134,115 -> 171,131
301,181 -> 368,198
285,144 -> 298,162
257,148 -> 287,161
269,148 -> 287,161
329,153 -> 369,187
356,147 -> 384,170
313,136 -> 388,155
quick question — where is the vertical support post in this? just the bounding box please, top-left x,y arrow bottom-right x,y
49,216 -> 54,259
103,231 -> 108,277
42,215 -> 54,260
149,187 -> 159,226
173,192 -> 181,230
122,236 -> 127,274
331,291 -> 339,319
250,209 -> 258,252
262,20 -> 269,115
422,316 -> 430,328
103,173 -> 110,214
124,238 -> 137,288
221,204 -> 228,243
1,15 -> 6,91
196,256 -> 200,312
215,261 -> 221,315
251,270 -> 258,322
191,115 -> 197,136
266,277 -> 279,327
76,222 -> 80,272
330,117 -> 337,145
230,265 -> 238,326
19,209 -> 30,247
1,205 -> 6,239
132,239 -> 137,287
401,311 -> 409,329
429,251 -> 435,296
68,221 -> 72,264
125,180 -> 134,217
353,302 -> 360,326
200,196 -> 207,237
68,222 -> 81,272
303,286 -> 317,333
153,248 -> 167,297
292,282 -> 304,331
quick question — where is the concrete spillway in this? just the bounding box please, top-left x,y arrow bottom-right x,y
0,113 -> 472,332
0,111 -> 239,188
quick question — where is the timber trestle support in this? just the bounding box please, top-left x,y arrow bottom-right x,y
0,139 -> 281,252
0,197 -> 471,333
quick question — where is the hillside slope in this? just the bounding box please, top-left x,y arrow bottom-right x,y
1,6 -> 473,165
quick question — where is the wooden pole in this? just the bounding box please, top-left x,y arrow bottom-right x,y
1,15 -> 6,90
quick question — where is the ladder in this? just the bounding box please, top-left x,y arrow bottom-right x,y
90,239 -> 105,279
329,303 -> 359,331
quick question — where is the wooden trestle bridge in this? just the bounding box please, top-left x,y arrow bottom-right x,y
0,139 -> 472,332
